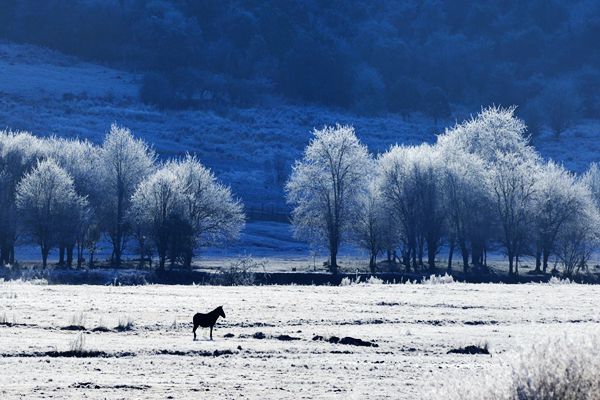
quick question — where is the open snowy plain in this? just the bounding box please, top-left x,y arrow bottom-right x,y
1,280 -> 598,399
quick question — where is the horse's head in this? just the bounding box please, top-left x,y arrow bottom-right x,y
218,306 -> 226,318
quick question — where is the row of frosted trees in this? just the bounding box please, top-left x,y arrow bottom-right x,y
1,125 -> 244,269
287,107 -> 600,276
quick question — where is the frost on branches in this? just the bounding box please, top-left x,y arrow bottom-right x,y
286,125 -> 372,274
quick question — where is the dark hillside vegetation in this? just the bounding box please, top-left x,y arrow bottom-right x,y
0,0 -> 598,126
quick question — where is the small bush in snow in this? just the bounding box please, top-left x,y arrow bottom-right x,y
213,256 -> 265,286
116,315 -> 134,331
366,276 -> 384,285
339,277 -> 353,286
340,275 -> 385,286
423,273 -> 455,285
548,276 -> 574,285
69,333 -> 87,354
70,312 -> 86,327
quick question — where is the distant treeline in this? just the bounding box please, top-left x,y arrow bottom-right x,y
1,0 -> 599,125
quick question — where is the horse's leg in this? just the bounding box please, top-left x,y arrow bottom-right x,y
210,326 -> 213,340
193,324 -> 198,341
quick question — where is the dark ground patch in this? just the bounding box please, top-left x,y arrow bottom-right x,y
1,350 -> 134,358
275,334 -> 301,341
91,326 -> 111,332
464,320 -> 499,325
377,302 -> 400,306
447,345 -> 490,355
61,325 -> 86,331
252,332 -> 266,339
313,335 -> 378,347
71,382 -> 151,390
156,349 -> 235,357
223,333 -> 235,338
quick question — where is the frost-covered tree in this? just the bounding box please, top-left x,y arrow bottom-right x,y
531,162 -> 591,273
378,144 -> 445,271
286,125 -> 372,274
379,146 -> 420,271
415,145 -> 446,269
438,106 -> 540,273
131,156 -> 245,270
130,166 -> 180,270
582,163 -> 600,210
489,152 -> 538,275
437,106 -> 536,166
437,145 -> 491,272
554,196 -> 600,277
171,156 -> 245,268
0,131 -> 47,265
98,125 -> 155,266
48,138 -> 102,267
16,159 -> 88,268
354,182 -> 385,273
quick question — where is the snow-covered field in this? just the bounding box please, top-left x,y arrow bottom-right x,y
1,281 -> 598,399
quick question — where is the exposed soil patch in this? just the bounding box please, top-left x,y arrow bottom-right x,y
447,345 -> 490,355
61,325 -> 86,331
275,334 -> 301,341
1,350 -> 134,358
313,335 -> 378,347
156,349 -> 235,357
91,326 -> 111,332
71,382 -> 151,390
464,320 -> 499,325
0,321 -> 28,327
252,332 -> 266,339
223,333 -> 235,338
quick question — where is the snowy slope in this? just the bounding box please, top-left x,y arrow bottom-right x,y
0,42 -> 599,260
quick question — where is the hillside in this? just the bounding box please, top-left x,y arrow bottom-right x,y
1,42 -> 599,259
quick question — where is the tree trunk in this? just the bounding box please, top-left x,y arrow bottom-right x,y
447,238 -> 454,272
402,248 -> 411,272
1,245 -> 7,265
58,246 -> 65,266
329,250 -> 338,275
183,249 -> 193,271
115,197 -> 123,267
542,249 -> 550,273
66,245 -> 74,268
77,243 -> 83,268
508,252 -> 514,275
369,253 -> 376,274
459,241 -> 469,273
41,246 -> 49,269
534,250 -> 541,273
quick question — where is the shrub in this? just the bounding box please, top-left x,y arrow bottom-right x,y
437,335 -> 600,399
213,256 -> 266,286
69,333 -> 87,354
423,273 -> 455,285
339,277 -> 354,286
115,315 -> 134,331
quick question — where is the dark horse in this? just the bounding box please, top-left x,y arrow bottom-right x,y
193,306 -> 226,340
